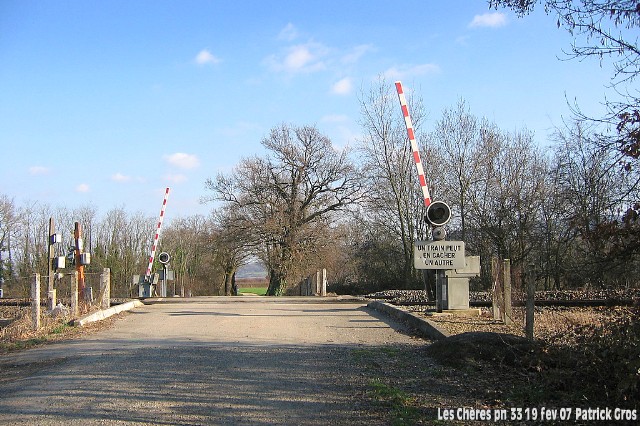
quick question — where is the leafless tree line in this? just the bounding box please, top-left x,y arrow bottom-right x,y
0,200 -> 235,298
2,79 -> 639,297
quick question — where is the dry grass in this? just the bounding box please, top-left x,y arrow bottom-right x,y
412,305 -> 640,407
0,304 -> 116,353
415,306 -> 616,343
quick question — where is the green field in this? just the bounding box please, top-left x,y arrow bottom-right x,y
239,287 -> 267,296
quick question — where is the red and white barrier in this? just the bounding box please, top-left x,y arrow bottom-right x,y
145,187 -> 170,278
395,81 -> 432,207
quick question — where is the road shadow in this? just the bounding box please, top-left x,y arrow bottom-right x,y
0,342 -> 453,425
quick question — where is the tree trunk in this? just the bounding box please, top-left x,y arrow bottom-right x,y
223,267 -> 236,296
266,269 -> 286,296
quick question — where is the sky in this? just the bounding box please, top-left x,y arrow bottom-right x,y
0,0 -> 616,222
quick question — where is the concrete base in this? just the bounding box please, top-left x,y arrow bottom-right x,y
445,277 -> 469,309
367,301 -> 450,340
72,300 -> 144,327
427,308 -> 482,318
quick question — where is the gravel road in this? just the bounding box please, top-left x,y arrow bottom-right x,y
0,297 -> 425,425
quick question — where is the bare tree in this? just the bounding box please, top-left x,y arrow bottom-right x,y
490,1 -> 640,83
209,208 -> 251,296
205,124 -> 361,295
490,1 -> 640,171
0,195 -> 20,288
161,214 -> 223,296
550,120 -> 640,286
357,78 -> 429,289
462,125 -> 547,288
431,99 -> 493,242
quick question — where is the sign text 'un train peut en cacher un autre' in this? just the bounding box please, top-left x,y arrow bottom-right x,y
414,241 -> 466,270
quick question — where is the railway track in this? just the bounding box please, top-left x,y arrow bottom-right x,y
2,292 -> 638,308
0,298 -> 130,307
365,288 -> 640,308
389,299 -> 638,307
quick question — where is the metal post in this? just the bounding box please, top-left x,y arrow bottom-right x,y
161,264 -> 167,298
74,222 -> 87,303
47,217 -> 56,310
435,270 -> 446,312
31,273 -> 41,330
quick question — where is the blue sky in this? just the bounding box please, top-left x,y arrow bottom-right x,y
0,0 -> 614,220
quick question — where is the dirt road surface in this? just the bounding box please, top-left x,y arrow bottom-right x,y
0,297 -> 426,425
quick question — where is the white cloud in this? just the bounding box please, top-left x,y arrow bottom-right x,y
195,49 -> 222,65
111,172 -> 131,182
342,44 -> 374,64
264,42 -> 328,74
163,152 -> 200,169
28,166 -> 50,175
383,63 -> 440,80
469,12 -> 508,28
165,174 -> 187,184
278,23 -> 298,41
331,77 -> 353,95
76,183 -> 90,193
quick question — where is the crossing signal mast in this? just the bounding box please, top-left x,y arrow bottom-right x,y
137,187 -> 170,297
145,187 -> 170,279
394,81 -> 451,237
395,81 -> 479,313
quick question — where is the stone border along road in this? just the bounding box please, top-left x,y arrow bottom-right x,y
0,296 -> 435,425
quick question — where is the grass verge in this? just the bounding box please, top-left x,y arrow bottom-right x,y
239,287 -> 268,296
368,378 -> 420,426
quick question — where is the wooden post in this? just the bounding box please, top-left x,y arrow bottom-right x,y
503,259 -> 513,325
525,265 -> 535,341
71,271 -> 78,317
491,257 -> 502,320
31,273 -> 41,330
100,268 -> 110,309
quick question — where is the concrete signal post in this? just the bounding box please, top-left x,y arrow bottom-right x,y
414,201 -> 480,312
393,80 -> 481,312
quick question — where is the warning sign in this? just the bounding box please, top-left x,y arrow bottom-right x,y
414,240 -> 466,270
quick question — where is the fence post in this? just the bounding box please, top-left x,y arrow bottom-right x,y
31,273 -> 41,330
320,268 -> 327,296
491,257 -> 502,320
503,259 -> 513,325
100,268 -> 111,309
525,265 -> 535,341
71,271 -> 78,317
305,276 -> 312,296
